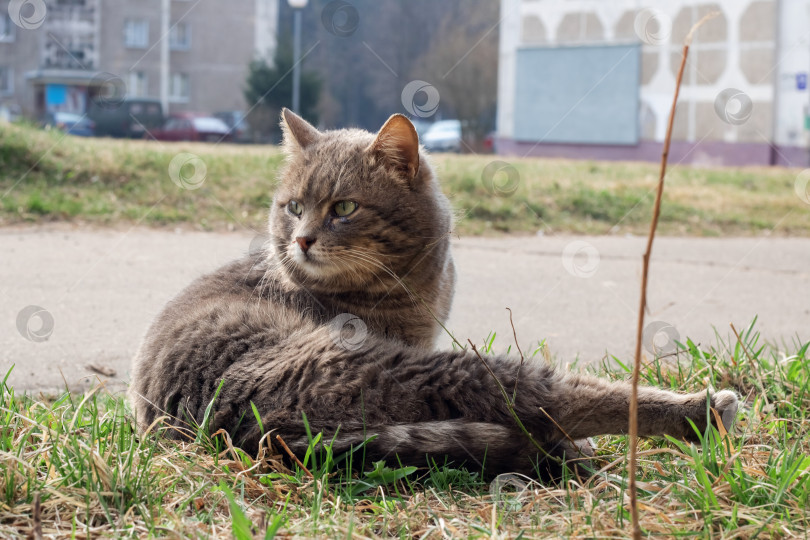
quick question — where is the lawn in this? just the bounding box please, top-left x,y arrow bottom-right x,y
1,321 -> 808,538
2,122 -> 809,538
2,122 -> 809,236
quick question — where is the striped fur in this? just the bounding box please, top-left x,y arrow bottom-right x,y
129,110 -> 738,480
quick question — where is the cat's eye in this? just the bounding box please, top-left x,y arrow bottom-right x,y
333,201 -> 357,217
288,200 -> 303,216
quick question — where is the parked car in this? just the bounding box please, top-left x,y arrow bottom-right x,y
87,98 -> 164,138
213,110 -> 250,142
41,111 -> 95,137
0,104 -> 22,123
151,114 -> 232,142
483,131 -> 497,153
422,119 -> 462,152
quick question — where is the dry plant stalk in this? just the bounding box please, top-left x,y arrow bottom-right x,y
507,307 -> 526,403
466,340 -> 558,462
627,12 -> 719,540
32,492 -> 42,540
276,434 -> 314,478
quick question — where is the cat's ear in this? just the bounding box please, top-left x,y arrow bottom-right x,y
368,114 -> 420,181
280,108 -> 321,152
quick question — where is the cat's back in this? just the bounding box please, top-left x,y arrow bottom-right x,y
141,251 -> 317,341
128,251 -> 320,431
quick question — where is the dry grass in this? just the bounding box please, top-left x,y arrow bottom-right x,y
2,122 -> 809,236
1,321 -> 808,538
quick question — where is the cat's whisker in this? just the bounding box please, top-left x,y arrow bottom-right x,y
239,253 -> 264,287
252,266 -> 274,313
351,241 -> 444,292
342,254 -> 404,293
343,252 -> 414,300
242,255 -> 268,300
350,245 -> 409,262
344,245 -> 401,268
249,252 -> 301,318
247,255 -> 283,310
334,252 -> 390,293
341,251 -> 420,308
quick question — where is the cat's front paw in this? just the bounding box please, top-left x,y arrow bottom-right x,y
709,389 -> 739,432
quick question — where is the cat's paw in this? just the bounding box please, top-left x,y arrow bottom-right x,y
541,438 -> 596,481
571,437 -> 595,458
709,389 -> 739,431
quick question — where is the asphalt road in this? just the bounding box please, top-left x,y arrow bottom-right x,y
1,225 -> 808,394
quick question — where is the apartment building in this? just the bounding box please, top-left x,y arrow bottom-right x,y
497,0 -> 810,166
0,0 -> 279,118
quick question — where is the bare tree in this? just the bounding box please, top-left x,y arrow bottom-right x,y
274,0 -> 496,134
411,1 -> 499,149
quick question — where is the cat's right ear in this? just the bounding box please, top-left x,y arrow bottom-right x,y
368,114 -> 420,182
280,108 -> 321,153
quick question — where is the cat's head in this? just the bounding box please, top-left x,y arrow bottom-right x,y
268,109 -> 453,293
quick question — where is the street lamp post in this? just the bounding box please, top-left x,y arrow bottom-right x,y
288,0 -> 309,113
160,0 -> 170,114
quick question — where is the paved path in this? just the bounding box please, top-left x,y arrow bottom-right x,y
1,225 -> 808,393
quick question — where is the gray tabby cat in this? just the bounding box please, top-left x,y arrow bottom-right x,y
129,109 -> 738,479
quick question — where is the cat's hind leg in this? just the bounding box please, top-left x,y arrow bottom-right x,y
538,371 -> 740,441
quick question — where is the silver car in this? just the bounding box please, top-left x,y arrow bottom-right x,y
422,119 -> 462,153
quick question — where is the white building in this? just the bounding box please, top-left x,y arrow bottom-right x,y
497,0 -> 810,166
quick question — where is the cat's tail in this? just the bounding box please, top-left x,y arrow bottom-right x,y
263,420 -> 592,480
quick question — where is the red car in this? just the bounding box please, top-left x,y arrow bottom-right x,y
150,114 -> 232,142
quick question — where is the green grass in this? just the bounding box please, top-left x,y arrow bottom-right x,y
1,320 -> 808,538
2,122 -> 809,235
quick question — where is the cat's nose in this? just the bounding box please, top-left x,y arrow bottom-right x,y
295,236 -> 317,253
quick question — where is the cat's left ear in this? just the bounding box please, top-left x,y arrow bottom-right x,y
280,108 -> 321,153
368,114 -> 420,181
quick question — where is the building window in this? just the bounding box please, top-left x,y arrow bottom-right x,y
124,19 -> 149,48
43,33 -> 95,69
0,12 -> 16,42
170,72 -> 189,101
128,71 -> 148,97
0,66 -> 12,95
169,23 -> 191,50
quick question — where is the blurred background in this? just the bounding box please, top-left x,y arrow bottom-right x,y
0,0 -> 807,165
